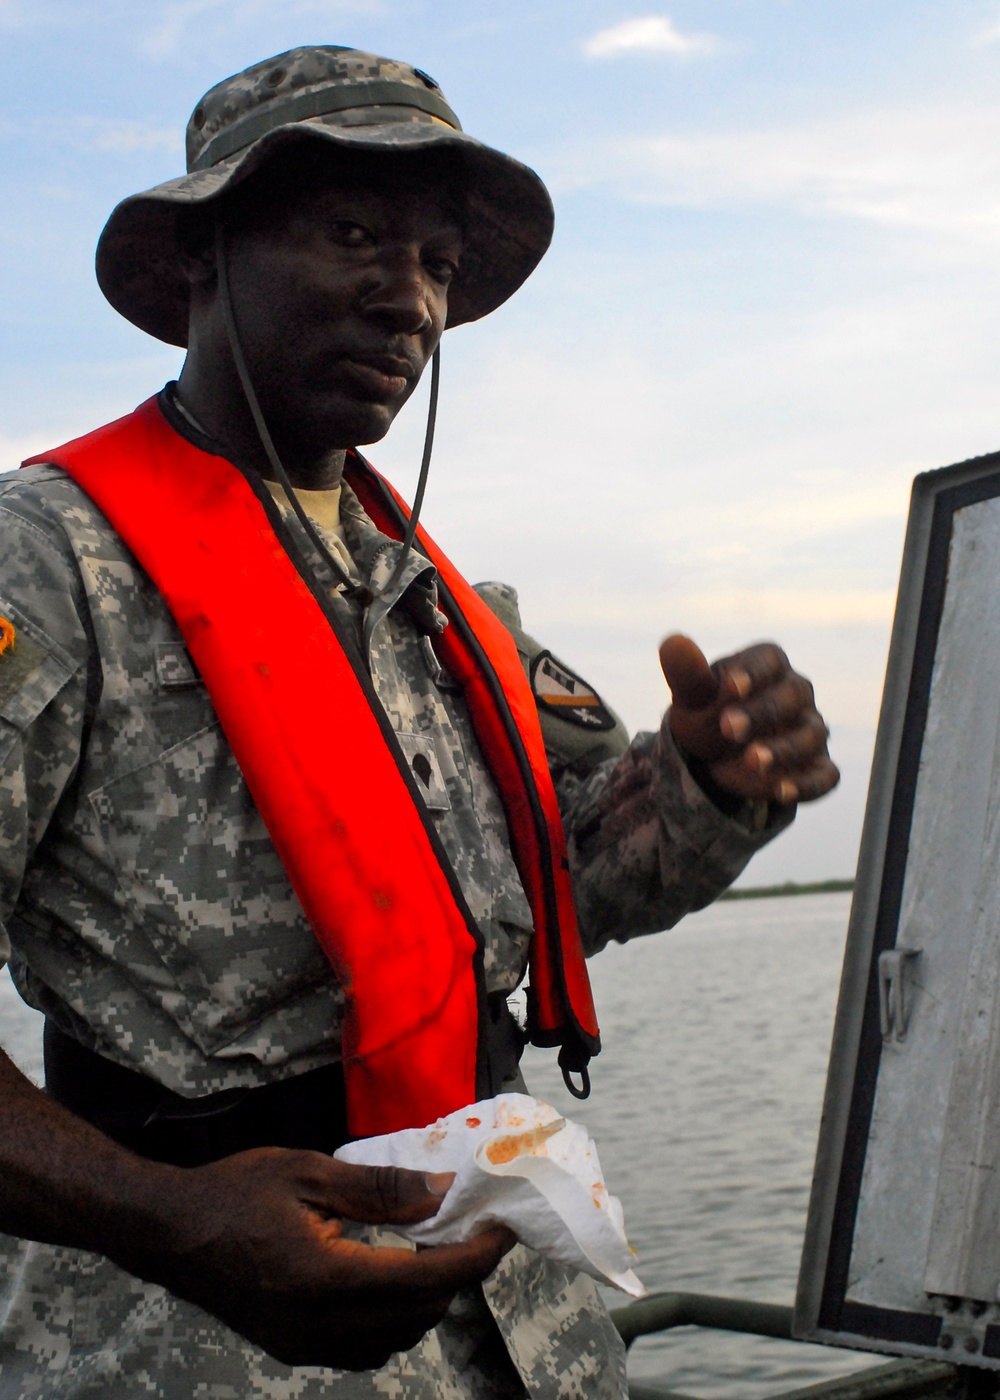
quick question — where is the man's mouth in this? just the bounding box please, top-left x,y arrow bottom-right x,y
341,354 -> 417,400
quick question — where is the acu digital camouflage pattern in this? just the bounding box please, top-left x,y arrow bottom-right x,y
184,46 -> 461,172
0,434 -> 783,1397
0,1229 -> 625,1400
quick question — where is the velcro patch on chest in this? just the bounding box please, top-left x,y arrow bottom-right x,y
395,731 -> 452,811
0,626 -> 45,705
155,642 -> 203,689
530,651 -> 617,731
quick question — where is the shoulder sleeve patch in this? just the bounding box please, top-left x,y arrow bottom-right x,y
530,651 -> 618,732
0,603 -> 79,728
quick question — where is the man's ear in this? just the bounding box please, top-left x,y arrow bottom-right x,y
175,206 -> 217,288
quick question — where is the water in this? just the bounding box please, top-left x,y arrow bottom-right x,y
0,892 -> 871,1398
522,891 -> 872,1398
1,972 -> 43,1087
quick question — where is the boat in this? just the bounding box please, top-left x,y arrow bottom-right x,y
612,446 -> 1000,1400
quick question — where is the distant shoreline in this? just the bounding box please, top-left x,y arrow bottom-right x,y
720,878 -> 855,902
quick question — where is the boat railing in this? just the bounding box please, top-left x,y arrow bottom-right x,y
610,1291 -> 991,1399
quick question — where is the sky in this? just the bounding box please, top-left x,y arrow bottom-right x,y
3,0 -> 1000,884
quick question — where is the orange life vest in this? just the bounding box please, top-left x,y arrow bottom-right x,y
26,395 -> 600,1136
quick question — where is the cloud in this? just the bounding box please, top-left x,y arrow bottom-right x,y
0,116 -> 176,157
547,103 -> 1000,244
521,588 -> 896,632
140,0 -> 386,59
0,0 -> 66,27
0,432 -> 58,476
653,588 -> 896,628
583,14 -> 718,60
140,0 -> 222,60
76,118 -> 176,155
973,13 -> 1000,45
0,0 -> 31,26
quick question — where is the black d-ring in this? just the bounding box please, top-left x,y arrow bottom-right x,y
558,1043 -> 592,1100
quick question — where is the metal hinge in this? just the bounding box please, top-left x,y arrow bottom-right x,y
878,947 -> 922,1042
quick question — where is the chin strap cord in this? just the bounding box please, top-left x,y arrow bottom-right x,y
214,219 -> 359,599
378,342 -> 439,600
213,215 -> 440,604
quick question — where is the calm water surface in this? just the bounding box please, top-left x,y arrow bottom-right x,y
0,891 -> 871,1398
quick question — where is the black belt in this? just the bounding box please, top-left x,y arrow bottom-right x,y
43,1020 -> 352,1167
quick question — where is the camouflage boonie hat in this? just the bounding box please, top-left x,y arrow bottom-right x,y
96,46 -> 555,346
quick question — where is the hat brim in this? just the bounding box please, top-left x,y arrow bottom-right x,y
94,117 -> 551,347
95,116 -> 555,348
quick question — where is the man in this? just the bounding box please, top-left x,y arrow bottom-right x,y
0,46 -> 837,1400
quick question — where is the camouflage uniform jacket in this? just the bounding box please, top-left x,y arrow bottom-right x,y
0,442 -> 783,1399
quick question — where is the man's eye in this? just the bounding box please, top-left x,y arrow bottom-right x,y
330,221 -> 373,246
425,254 -> 459,284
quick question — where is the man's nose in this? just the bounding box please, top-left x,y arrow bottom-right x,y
362,248 -> 437,334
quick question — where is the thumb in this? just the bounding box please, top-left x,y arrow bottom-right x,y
328,1162 -> 456,1227
659,634 -> 718,711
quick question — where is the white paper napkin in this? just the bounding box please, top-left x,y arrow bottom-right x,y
335,1093 -> 646,1297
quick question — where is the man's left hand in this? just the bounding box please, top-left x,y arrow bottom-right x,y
659,634 -> 839,806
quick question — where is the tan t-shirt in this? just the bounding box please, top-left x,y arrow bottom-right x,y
263,478 -> 360,584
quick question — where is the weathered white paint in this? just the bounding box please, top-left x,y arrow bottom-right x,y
847,495 -> 1000,1313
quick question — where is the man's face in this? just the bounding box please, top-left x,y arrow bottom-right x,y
214,153 -> 464,459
